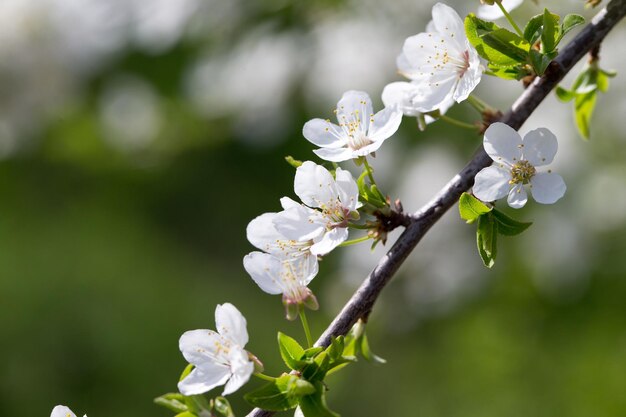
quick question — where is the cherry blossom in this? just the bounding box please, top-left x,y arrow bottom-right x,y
477,0 -> 524,21
273,161 -> 361,256
390,3 -> 483,113
473,122 -> 566,209
382,81 -> 454,123
243,252 -> 319,320
178,303 -> 255,396
51,406 -> 86,417
302,90 -> 402,162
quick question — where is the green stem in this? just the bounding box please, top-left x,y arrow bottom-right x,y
253,373 -> 276,382
362,158 -> 386,201
299,307 -> 313,348
439,115 -> 479,130
348,223 -> 371,230
339,235 -> 371,247
467,95 -> 489,113
496,1 -> 524,37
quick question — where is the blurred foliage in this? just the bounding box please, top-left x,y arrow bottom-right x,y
0,1 -> 625,417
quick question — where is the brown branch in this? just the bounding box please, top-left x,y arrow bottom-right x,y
246,1 -> 626,415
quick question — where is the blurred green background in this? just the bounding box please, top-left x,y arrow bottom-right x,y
1,0 -> 625,416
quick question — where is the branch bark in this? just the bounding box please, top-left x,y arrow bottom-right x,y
247,1 -> 625,415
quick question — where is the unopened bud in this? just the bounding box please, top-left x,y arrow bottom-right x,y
302,291 -> 319,311
248,352 -> 264,374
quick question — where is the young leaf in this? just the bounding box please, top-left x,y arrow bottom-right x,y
302,351 -> 330,382
529,49 -> 552,75
486,63 -> 528,80
213,397 -> 235,417
154,393 -> 188,414
327,336 -> 345,362
244,374 -> 310,411
299,381 -> 340,417
555,86 -> 575,102
465,15 -> 529,66
523,14 -> 544,44
174,413 -> 198,417
492,209 -> 532,236
278,332 -> 306,370
541,9 -> 560,53
360,331 -> 386,364
477,213 -> 497,268
459,192 -> 492,224
574,90 -> 597,140
560,14 -> 585,39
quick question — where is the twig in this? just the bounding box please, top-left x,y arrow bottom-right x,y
246,1 -> 626,415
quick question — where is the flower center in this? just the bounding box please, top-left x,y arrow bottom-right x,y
319,199 -> 350,229
346,132 -> 373,151
509,160 -> 536,184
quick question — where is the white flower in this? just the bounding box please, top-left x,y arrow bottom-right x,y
51,406 -> 86,417
274,161 -> 361,256
477,0 -> 524,21
243,252 -> 319,320
302,90 -> 402,162
392,3 -> 483,113
178,303 -> 254,396
473,122 -> 566,209
382,81 -> 454,123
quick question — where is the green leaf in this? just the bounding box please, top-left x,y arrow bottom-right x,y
302,351 -> 330,381
561,14 -> 585,39
299,381 -> 340,417
492,209 -> 532,236
360,331 -> 386,364
302,347 -> 324,358
523,14 -> 544,44
529,49 -> 552,75
459,192 -> 492,224
174,412 -> 197,417
465,15 -> 530,66
486,63 -> 528,80
555,86 -> 575,102
541,9 -> 560,53
574,90 -> 597,140
477,213 -> 497,268
327,336 -> 345,362
213,397 -> 235,417
244,374 -> 311,411
278,332 -> 306,370
154,393 -> 188,414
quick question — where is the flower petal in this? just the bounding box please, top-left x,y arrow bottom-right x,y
483,122 -> 522,165
522,127 -> 558,167
477,0 -> 524,21
294,161 -> 338,208
280,197 -> 300,210
242,252 -> 286,295
472,165 -> 511,202
431,2 -> 466,50
310,227 -> 349,256
530,172 -> 566,204
368,105 -> 402,141
453,49 -> 482,103
222,347 -> 254,396
51,406 -> 77,417
336,90 -> 373,134
334,168 -> 359,211
273,205 -> 324,241
246,212 -> 282,252
179,329 -> 226,365
507,183 -> 528,209
302,118 -> 345,149
382,81 -> 423,117
312,147 -> 355,162
215,303 -> 249,348
178,365 -> 230,396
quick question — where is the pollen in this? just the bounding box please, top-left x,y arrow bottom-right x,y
509,160 -> 536,184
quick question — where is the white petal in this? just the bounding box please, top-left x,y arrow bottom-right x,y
397,52 -> 420,79
483,122 -> 522,165
473,165 -> 511,202
179,329 -> 226,366
507,183 -> 528,209
242,252 -> 285,295
294,161 -> 338,208
215,303 -> 249,348
522,127 -> 558,167
51,406 -> 77,417
431,3 -> 466,50
368,105 -> 402,141
312,147 -> 355,162
453,49 -> 483,103
334,168 -> 359,211
413,75 -> 458,112
311,228 -> 349,256
290,254 -> 320,286
336,90 -> 373,133
302,118 -> 345,149
477,0 -> 524,21
273,205 -> 324,242
280,197 -> 300,210
530,172 -> 566,204
178,366 -> 231,396
382,81 -> 422,117
246,212 -> 282,252
222,347 -> 254,396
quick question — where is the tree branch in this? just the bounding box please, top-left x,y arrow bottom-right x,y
246,1 -> 625,415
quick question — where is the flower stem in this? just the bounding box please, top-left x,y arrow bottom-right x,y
339,235 -> 371,247
496,1 -> 524,38
347,223 -> 371,230
439,115 -> 479,130
299,307 -> 313,348
467,95 -> 491,113
362,157 -> 386,201
253,373 -> 276,382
